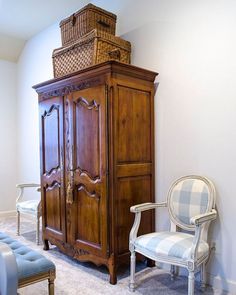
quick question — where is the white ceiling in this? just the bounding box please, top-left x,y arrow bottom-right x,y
0,0 -> 90,62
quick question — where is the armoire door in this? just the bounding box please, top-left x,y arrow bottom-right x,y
39,96 -> 66,243
65,85 -> 108,258
113,82 -> 155,257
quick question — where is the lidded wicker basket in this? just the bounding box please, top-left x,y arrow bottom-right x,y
53,29 -> 131,78
60,3 -> 117,46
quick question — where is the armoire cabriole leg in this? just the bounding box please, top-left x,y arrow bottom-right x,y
107,254 -> 117,285
188,271 -> 195,295
17,211 -> 20,235
130,251 -> 136,291
109,271 -> 117,285
200,263 -> 206,291
146,258 -> 155,267
109,266 -> 117,285
43,239 -> 49,251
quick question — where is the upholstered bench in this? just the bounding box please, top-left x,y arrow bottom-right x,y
0,232 -> 55,295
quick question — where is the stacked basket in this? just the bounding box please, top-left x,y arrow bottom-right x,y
52,4 -> 131,78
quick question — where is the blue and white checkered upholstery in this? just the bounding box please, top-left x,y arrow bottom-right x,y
169,179 -> 210,227
134,232 -> 209,260
16,200 -> 40,213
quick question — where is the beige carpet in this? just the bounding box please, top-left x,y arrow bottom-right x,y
0,216 -> 226,295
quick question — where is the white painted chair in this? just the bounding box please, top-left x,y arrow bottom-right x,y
129,175 -> 217,295
16,183 -> 41,245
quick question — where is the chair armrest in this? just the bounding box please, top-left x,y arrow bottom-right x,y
16,183 -> 40,188
189,209 -> 217,261
129,202 -> 167,251
37,200 -> 42,214
130,202 -> 167,213
16,183 -> 40,203
0,242 -> 18,295
190,209 -> 217,226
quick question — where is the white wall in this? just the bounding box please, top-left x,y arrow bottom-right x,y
0,60 -> 17,212
16,0 -> 236,292
109,0 -> 236,291
16,23 -> 61,184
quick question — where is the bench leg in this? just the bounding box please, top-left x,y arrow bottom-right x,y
48,278 -> 55,295
48,269 -> 56,295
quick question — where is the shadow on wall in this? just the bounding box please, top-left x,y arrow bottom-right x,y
120,21 -> 171,71
207,201 -> 230,292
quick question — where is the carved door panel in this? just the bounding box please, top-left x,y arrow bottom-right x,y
114,84 -> 154,255
39,97 -> 66,242
65,85 -> 108,257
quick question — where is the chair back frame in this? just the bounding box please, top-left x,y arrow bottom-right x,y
167,175 -> 216,232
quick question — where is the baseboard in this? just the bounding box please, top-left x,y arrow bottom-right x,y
0,210 -> 16,217
207,273 -> 236,294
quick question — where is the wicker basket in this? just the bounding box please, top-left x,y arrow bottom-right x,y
52,29 -> 131,78
60,4 -> 117,46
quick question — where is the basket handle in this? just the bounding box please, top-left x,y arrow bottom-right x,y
97,20 -> 111,28
70,14 -> 76,26
108,49 -> 121,61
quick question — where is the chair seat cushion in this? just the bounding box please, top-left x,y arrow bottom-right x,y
0,232 -> 55,280
16,200 -> 40,213
134,231 -> 209,260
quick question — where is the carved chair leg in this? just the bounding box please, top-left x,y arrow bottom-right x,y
36,214 -> 40,245
188,271 -> 195,295
130,251 -> 136,292
48,278 -> 54,295
200,263 -> 206,291
17,211 -> 20,236
170,265 -> 176,280
175,266 -> 179,277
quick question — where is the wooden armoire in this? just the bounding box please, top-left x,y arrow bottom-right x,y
33,61 -> 158,284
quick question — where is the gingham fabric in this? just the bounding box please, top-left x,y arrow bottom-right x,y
16,200 -> 39,213
134,232 -> 209,260
170,179 -> 209,226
